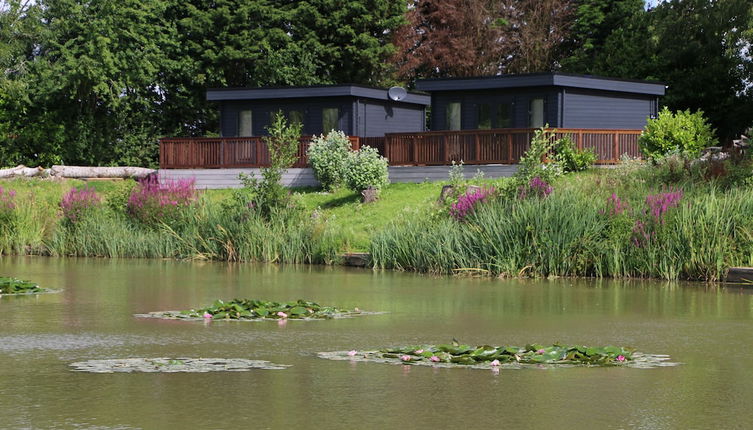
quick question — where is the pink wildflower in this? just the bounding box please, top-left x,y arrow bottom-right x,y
490,359 -> 501,367
537,349 -> 545,354
202,312 -> 212,319
347,350 -> 358,357
616,355 -> 626,362
400,355 -> 412,362
429,356 -> 441,362
276,311 -> 288,318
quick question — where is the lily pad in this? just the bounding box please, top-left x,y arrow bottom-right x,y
318,342 -> 679,370
69,358 -> 290,373
0,277 -> 50,295
135,298 -> 380,322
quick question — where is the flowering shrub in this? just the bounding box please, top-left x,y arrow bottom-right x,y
449,187 -> 494,221
343,146 -> 389,192
60,186 -> 101,224
127,175 -> 197,225
307,131 -> 352,191
517,177 -> 553,199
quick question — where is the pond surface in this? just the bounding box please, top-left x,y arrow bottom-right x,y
1,257 -> 753,429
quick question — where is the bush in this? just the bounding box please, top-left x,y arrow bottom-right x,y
105,180 -> 137,214
343,146 -> 389,192
515,127 -> 563,184
60,186 -> 102,225
232,112 -> 302,218
307,130 -> 352,191
127,175 -> 197,226
554,136 -> 597,172
639,107 -> 718,161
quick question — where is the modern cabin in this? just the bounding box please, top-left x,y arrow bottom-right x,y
415,73 -> 666,131
207,84 -> 431,138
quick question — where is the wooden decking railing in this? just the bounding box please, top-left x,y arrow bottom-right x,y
382,128 -> 642,166
159,136 -> 360,169
159,129 -> 641,169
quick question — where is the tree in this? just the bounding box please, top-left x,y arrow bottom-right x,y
559,0 -> 644,74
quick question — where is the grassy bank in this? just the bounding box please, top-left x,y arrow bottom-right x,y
1,162 -> 751,282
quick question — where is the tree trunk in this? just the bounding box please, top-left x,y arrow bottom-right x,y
50,166 -> 156,179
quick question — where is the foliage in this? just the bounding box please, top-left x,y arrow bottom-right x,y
343,146 -> 390,192
517,176 -> 553,199
639,108 -> 718,161
105,180 -> 137,214
127,176 -> 197,226
0,185 -> 17,224
554,136 -> 597,172
307,130 -> 352,191
448,160 -> 465,186
515,127 -> 563,184
0,277 -> 44,294
60,186 -> 102,225
157,298 -> 363,320
233,112 -> 302,217
378,342 -> 633,366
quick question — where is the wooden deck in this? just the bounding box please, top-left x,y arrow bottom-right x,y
159,129 -> 641,169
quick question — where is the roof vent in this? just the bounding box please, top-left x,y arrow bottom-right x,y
388,86 -> 408,101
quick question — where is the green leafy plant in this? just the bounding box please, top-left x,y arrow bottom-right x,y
448,160 -> 465,186
148,298 -> 366,320
234,112 -> 302,217
307,130 -> 352,191
343,145 -> 389,192
0,276 -> 44,294
554,136 -> 597,172
515,126 -> 563,184
639,107 -> 718,161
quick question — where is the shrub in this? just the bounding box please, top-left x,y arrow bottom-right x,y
105,180 -> 137,214
515,126 -> 564,184
639,107 -> 718,161
554,136 -> 597,172
307,130 -> 352,191
233,112 -> 302,217
60,186 -> 101,225
343,146 -> 389,192
127,175 -> 197,226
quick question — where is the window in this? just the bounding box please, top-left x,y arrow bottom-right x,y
322,108 -> 339,132
496,104 -> 512,128
446,102 -> 461,130
477,104 -> 491,129
288,110 -> 304,128
529,98 -> 544,128
238,110 -> 253,136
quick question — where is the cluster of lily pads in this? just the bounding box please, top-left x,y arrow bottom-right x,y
0,277 -> 45,295
317,341 -> 680,370
378,342 -> 634,366
69,358 -> 290,373
138,298 -> 367,321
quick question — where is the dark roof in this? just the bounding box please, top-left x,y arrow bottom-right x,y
206,84 -> 431,106
415,72 -> 666,96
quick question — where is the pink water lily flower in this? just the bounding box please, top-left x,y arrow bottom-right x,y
202,313 -> 213,319
277,311 -> 288,318
490,359 -> 501,367
415,349 -> 424,354
347,350 -> 358,357
537,349 -> 545,354
400,355 -> 412,362
429,356 -> 441,362
616,355 -> 626,362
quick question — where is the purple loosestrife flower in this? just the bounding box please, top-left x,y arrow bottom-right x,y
518,177 -> 553,200
645,187 -> 683,223
449,187 -> 495,221
127,175 -> 197,225
600,193 -> 629,217
60,186 -> 101,224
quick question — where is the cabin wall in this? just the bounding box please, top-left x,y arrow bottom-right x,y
429,87 -> 561,130
219,97 -> 354,137
561,89 -> 657,129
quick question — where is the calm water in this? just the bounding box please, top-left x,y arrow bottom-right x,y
1,257 -> 753,429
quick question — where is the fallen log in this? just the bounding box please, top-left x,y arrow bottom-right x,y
50,165 -> 156,179
0,165 -> 47,178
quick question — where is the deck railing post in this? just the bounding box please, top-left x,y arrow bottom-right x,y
613,132 -> 619,164
412,136 -> 418,165
474,134 -> 480,163
507,133 -> 513,163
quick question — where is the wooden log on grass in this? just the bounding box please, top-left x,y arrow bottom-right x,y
50,165 -> 155,179
0,165 -> 47,178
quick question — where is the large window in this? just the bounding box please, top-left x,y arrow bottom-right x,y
322,108 -> 339,132
288,110 -> 304,128
238,110 -> 253,136
477,104 -> 491,129
496,104 -> 512,128
529,98 -> 545,128
446,102 -> 461,130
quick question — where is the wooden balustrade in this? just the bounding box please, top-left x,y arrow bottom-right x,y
159,129 -> 641,169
